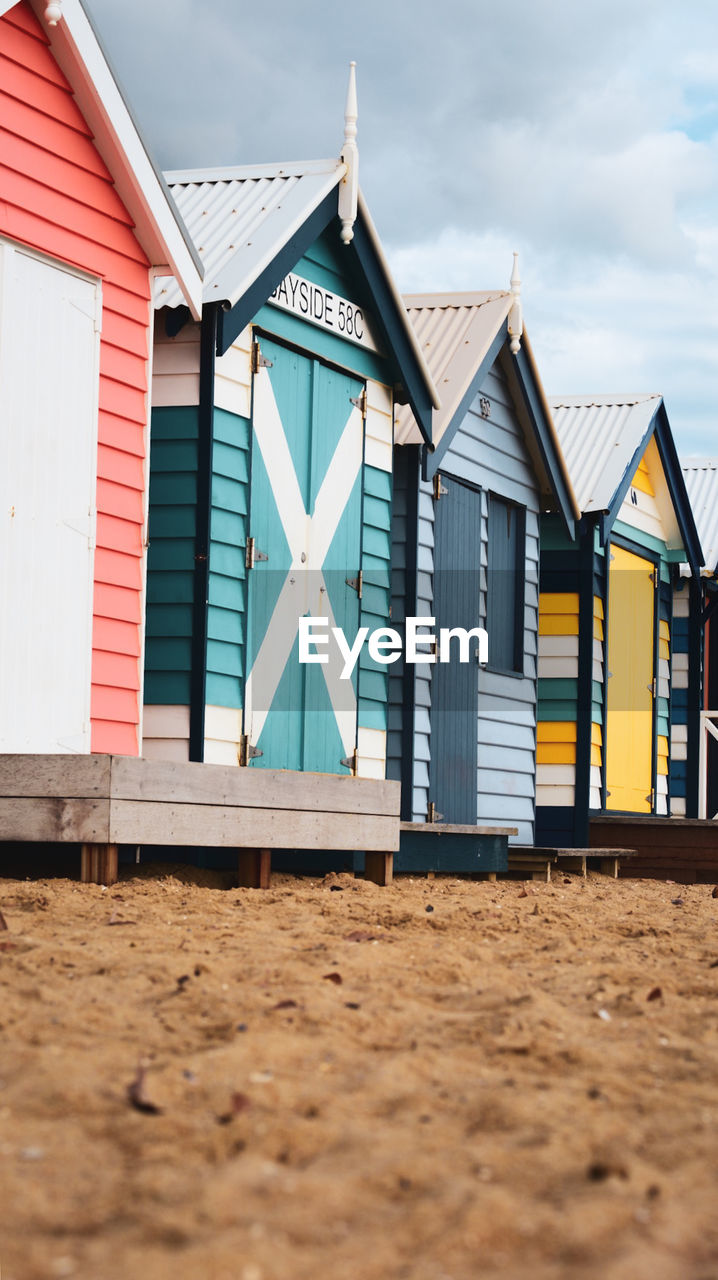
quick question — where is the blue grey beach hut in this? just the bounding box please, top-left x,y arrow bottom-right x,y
389,283 -> 579,873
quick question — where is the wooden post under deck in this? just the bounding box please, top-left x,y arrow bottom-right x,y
80,843 -> 119,886
237,848 -> 272,889
364,852 -> 393,886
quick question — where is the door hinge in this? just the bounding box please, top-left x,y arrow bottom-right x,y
238,734 -> 263,766
652,566 -> 659,588
245,536 -> 269,570
433,473 -> 448,501
649,676 -> 657,697
427,801 -> 444,824
646,787 -> 655,807
345,570 -> 363,598
251,341 -> 273,374
340,748 -> 358,774
350,388 -> 367,415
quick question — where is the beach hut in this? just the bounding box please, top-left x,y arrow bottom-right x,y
679,459 -> 718,819
536,395 -> 702,849
0,0 -> 203,757
389,281 -> 579,870
143,69 -> 439,788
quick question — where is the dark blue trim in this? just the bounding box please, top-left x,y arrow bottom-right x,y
165,306 -> 190,339
600,402 -> 703,576
510,344 -> 576,539
216,191 -> 337,354
424,322 -> 508,480
399,447 -> 420,821
189,303 -> 218,762
350,214 -> 434,447
573,527 -> 595,844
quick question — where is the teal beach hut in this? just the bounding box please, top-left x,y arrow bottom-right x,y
143,72 -> 438,785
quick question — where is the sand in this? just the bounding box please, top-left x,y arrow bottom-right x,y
1,866 -> 717,1280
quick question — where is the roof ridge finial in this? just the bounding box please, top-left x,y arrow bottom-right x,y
339,61 -> 359,245
44,1 -> 63,24
508,250 -> 523,355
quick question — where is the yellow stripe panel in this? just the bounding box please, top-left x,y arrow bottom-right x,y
537,742 -> 577,765
540,615 -> 579,636
632,455 -> 655,497
657,734 -> 669,775
659,638 -> 669,660
593,596 -> 604,620
537,722 -> 577,743
659,620 -> 670,642
590,744 -> 601,767
593,616 -> 604,641
540,592 -> 579,615
591,723 -> 602,747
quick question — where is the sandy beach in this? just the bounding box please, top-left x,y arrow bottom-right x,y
1,867 -> 717,1280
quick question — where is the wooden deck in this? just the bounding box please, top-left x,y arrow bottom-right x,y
590,815 -> 718,883
0,755 -> 401,888
396,822 -> 516,876
509,846 -> 637,883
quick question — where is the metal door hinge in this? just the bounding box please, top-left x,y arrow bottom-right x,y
433,473 -> 448,501
345,570 -> 363,598
251,341 -> 273,374
649,676 -> 657,697
340,748 -> 358,774
646,787 -> 655,807
427,801 -> 444,824
238,734 -> 263,766
245,536 -> 269,569
652,566 -> 659,588
350,388 -> 367,415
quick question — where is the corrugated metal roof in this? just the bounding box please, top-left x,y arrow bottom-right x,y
548,393 -> 661,514
155,159 -> 344,311
395,292 -> 512,446
682,458 -> 718,571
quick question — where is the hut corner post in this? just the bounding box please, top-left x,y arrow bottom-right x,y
189,303 -> 218,762
686,573 -> 703,818
573,523 -> 596,846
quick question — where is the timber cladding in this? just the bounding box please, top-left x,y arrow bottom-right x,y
590,816 -> 718,884
0,755 -> 400,853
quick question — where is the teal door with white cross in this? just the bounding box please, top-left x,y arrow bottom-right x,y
243,334 -> 365,772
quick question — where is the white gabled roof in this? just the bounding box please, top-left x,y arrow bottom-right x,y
395,291 -> 512,446
4,0 -> 204,317
681,457 -> 718,572
548,393 -> 662,514
156,159 -> 344,312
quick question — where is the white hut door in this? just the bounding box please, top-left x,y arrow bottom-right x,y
0,244 -> 100,752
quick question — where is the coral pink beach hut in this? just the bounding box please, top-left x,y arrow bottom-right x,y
0,0 -> 202,756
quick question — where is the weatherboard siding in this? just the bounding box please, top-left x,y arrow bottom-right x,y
1,2 -> 153,755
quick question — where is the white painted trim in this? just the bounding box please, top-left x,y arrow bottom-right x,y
29,0 -> 203,318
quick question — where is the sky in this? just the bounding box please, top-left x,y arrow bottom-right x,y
86,0 -> 718,458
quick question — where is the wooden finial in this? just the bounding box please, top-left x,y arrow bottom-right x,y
44,1 -> 63,24
339,62 -> 359,245
508,251 -> 523,355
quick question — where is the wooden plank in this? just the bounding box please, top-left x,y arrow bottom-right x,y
80,843 -> 119,886
111,757 -> 400,817
400,822 -> 517,836
237,849 -> 272,889
0,754 -> 112,798
364,852 -> 393,887
109,800 -> 399,851
0,798 -> 109,843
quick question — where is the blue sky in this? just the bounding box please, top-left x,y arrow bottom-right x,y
87,0 -> 718,458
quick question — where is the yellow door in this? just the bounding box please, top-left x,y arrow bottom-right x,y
606,545 -> 655,812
